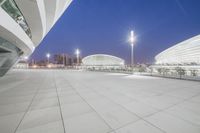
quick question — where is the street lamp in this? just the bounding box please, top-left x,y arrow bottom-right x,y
75,49 -> 80,65
23,56 -> 29,63
24,56 -> 29,60
46,53 -> 50,64
129,30 -> 135,67
63,53 -> 65,66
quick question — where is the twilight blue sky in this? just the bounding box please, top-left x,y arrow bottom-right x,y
31,0 -> 200,64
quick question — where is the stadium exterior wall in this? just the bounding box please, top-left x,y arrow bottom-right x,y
153,35 -> 200,77
82,54 -> 125,70
155,34 -> 200,65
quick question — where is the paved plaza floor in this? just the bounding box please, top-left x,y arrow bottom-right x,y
0,69 -> 200,133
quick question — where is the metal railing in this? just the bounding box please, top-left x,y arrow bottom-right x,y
84,66 -> 200,81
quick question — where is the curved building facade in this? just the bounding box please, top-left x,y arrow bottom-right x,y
82,54 -> 125,69
155,35 -> 200,65
0,0 -> 72,76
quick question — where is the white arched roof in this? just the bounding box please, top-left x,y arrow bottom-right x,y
0,7 -> 34,55
82,54 -> 125,66
155,34 -> 200,65
0,0 -> 72,56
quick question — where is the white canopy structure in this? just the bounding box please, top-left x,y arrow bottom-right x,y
155,35 -> 200,65
82,54 -> 125,69
0,0 -> 72,76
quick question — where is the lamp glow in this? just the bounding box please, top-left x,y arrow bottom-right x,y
46,53 -> 50,58
130,30 -> 135,44
75,49 -> 80,65
129,30 -> 136,68
75,49 -> 80,56
46,53 -> 50,64
24,56 -> 29,60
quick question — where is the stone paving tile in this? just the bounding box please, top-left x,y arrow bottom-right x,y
29,97 -> 59,110
61,101 -> 93,119
34,92 -> 57,100
189,95 -> 200,103
59,94 -> 84,105
0,112 -> 25,133
165,101 -> 200,126
99,106 -> 140,129
16,120 -> 64,133
38,89 -> 56,94
0,102 -> 30,116
0,70 -> 200,133
0,90 -> 36,98
17,107 -> 61,131
64,112 -> 111,133
115,120 -> 164,133
0,95 -> 34,105
123,100 -> 159,117
179,101 -> 200,113
100,91 -> 134,105
86,98 -> 120,113
79,91 -> 103,101
166,89 -> 198,99
145,112 -> 200,133
138,94 -> 184,110
58,90 -> 77,97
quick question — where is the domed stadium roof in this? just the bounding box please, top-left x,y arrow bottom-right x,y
82,54 -> 125,66
155,34 -> 200,65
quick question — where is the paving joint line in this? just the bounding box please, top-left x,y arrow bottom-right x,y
79,80 -> 167,133
13,78 -> 46,133
53,72 -> 66,133
62,76 -> 114,132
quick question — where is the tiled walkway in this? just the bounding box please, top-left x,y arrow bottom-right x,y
0,69 -> 200,133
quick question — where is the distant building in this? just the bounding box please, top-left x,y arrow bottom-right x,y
54,54 -> 76,66
54,54 -> 66,65
82,54 -> 125,70
14,60 -> 28,69
35,60 -> 47,67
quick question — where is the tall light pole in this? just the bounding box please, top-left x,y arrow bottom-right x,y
130,30 -> 135,68
23,56 -> 29,63
46,53 -> 50,64
75,49 -> 80,65
63,53 -> 65,66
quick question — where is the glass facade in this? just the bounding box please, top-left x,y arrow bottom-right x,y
0,0 -> 32,38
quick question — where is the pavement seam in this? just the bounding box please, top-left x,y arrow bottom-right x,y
78,80 -> 167,133
13,78 -> 46,133
91,80 -> 200,129
53,72 -> 66,133
61,75 -> 114,132
65,77 -> 165,132
60,71 -> 200,132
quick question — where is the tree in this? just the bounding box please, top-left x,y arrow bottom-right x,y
163,68 -> 170,76
175,67 -> 186,79
138,66 -> 145,73
190,70 -> 198,76
157,68 -> 162,75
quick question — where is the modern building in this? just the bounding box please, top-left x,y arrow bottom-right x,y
82,54 -> 125,70
0,0 -> 72,76
14,61 -> 28,69
155,34 -> 200,65
153,34 -> 200,76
